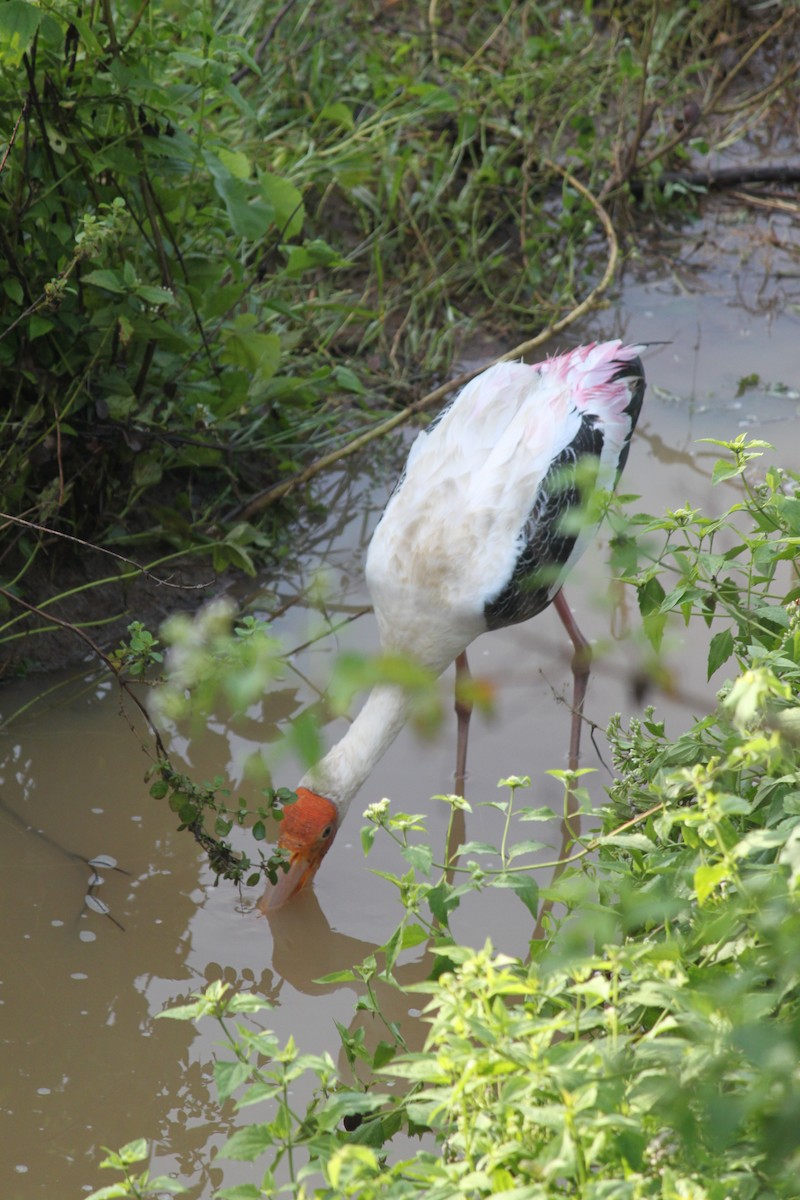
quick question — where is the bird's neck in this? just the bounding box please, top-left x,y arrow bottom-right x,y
298,684 -> 415,823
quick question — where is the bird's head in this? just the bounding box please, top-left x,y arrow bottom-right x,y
261,787 -> 339,910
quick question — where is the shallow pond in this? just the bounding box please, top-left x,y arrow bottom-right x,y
2,199 -> 799,1197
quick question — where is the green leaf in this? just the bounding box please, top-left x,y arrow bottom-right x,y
399,922 -> 428,950
282,239 -> 347,278
28,314 -> 54,340
218,148 -> 252,180
507,839 -> 547,860
97,1139 -> 148,1168
407,83 -> 458,111
495,873 -> 539,916
210,168 -> 273,239
83,269 -> 126,294
373,1040 -> 397,1069
0,1 -> 42,66
315,968 -> 358,984
3,277 -> 24,304
135,284 -> 175,307
694,861 -> 728,905
637,576 -> 667,651
401,843 -> 433,875
600,833 -> 655,851
319,101 -> 354,128
286,709 -> 322,766
260,171 -> 305,239
219,1123 -> 274,1161
155,1000 -> 206,1021
457,840 -> 499,857
133,452 -> 163,489
712,457 -> 746,485
225,993 -> 273,1014
221,328 -> 281,379
322,1091 -> 385,1123
215,1060 -> 252,1101
427,880 -> 459,925
333,365 -> 366,394
707,628 -> 734,679
381,925 -> 403,972
145,1179 -> 188,1195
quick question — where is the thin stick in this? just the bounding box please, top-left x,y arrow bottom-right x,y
0,100 -> 28,176
0,512 -> 213,590
0,585 -> 168,760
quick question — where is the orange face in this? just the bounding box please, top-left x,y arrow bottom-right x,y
260,787 -> 339,909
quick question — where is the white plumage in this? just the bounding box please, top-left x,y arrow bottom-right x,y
263,339 -> 645,907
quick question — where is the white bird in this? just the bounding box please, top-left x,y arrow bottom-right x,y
263,340 -> 645,907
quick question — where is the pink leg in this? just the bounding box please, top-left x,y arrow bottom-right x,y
440,651 -> 471,885
454,650 -> 472,797
552,588 -> 592,773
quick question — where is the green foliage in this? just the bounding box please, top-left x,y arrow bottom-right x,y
151,602 -> 286,725
0,0 -> 331,560
87,1137 -> 187,1200
110,620 -> 164,676
123,602 -> 303,886
611,435 -> 800,682
88,437 -> 800,1197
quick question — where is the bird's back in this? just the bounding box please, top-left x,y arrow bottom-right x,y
366,341 -> 644,668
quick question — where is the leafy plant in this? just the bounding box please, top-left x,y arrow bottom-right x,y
87,1137 -> 186,1200
613,435 -> 800,680
88,436 -> 800,1198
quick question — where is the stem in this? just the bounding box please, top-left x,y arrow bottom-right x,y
367,978 -> 410,1052
499,784 -> 516,869
282,1079 -> 296,1182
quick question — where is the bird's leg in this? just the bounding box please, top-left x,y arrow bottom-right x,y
552,589 -> 591,773
552,587 -> 592,852
531,590 -> 591,944
454,650 -> 472,797
444,651 -> 471,884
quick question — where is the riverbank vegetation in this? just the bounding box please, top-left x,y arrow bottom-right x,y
1,0 -> 796,667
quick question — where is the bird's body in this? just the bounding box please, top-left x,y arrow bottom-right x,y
264,340 -> 645,906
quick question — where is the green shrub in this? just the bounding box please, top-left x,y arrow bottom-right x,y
89,437 -> 800,1198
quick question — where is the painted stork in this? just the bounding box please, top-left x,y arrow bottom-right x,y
262,340 -> 645,907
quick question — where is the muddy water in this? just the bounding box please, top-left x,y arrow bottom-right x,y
3,203 -> 800,1198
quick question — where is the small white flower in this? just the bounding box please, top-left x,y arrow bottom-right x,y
364,798 -> 391,824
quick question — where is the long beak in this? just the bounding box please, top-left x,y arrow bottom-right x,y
259,850 -> 322,911
258,788 -> 338,912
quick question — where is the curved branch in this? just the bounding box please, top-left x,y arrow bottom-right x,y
229,165 -> 619,523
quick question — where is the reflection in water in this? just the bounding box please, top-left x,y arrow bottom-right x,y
3,221 -> 800,1194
